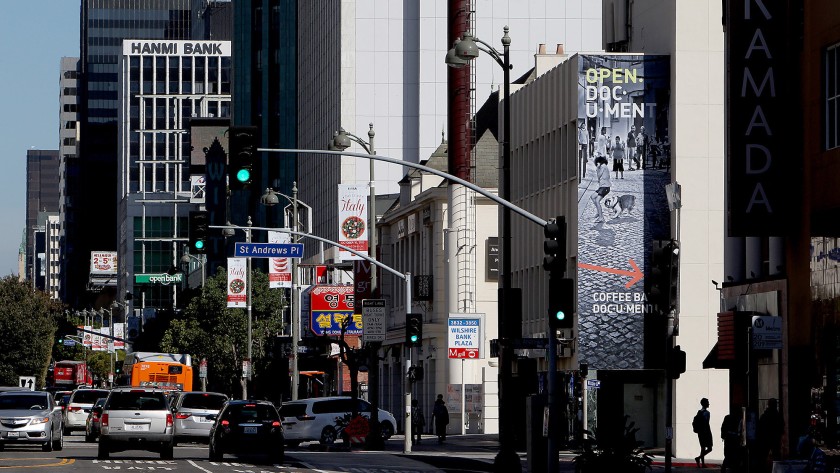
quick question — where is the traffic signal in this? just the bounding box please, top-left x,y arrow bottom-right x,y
406,313 -> 423,347
543,216 -> 566,274
548,276 -> 575,330
228,126 -> 258,190
408,365 -> 424,382
648,240 -> 679,315
667,345 -> 687,379
188,211 -> 209,254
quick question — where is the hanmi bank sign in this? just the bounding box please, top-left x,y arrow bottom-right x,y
122,40 -> 231,56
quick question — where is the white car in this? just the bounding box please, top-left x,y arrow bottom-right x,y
64,388 -> 109,434
0,390 -> 64,451
279,396 -> 396,446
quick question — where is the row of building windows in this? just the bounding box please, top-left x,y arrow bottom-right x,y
133,216 -> 188,239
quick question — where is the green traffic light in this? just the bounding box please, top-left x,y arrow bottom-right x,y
410,335 -> 419,343
555,311 -> 566,321
236,168 -> 251,183
194,240 -> 205,250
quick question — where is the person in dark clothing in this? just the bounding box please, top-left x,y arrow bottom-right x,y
411,399 -> 425,444
721,408 -> 744,473
758,398 -> 784,463
694,398 -> 713,467
432,394 -> 449,444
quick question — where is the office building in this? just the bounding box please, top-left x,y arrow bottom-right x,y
25,149 -> 60,285
58,57 -> 80,303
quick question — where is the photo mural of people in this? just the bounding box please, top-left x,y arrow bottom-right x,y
576,55 -> 671,369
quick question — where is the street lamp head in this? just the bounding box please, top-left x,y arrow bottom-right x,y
260,188 -> 280,207
180,253 -> 193,265
332,128 -> 352,151
222,221 -> 236,238
445,41 -> 469,69
455,31 -> 480,60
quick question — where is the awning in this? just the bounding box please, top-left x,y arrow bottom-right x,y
702,342 -> 735,369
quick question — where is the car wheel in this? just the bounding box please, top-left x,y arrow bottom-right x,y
268,448 -> 284,465
208,441 -> 223,461
380,421 -> 394,440
160,441 -> 174,460
63,425 -> 71,436
98,439 -> 110,460
320,426 -> 337,445
42,432 -> 54,452
53,428 -> 64,451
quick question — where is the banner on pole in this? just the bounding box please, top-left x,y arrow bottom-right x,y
227,257 -> 247,308
337,184 -> 368,261
268,230 -> 292,288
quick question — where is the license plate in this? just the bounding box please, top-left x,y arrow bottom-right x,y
6,432 -> 19,438
244,426 -> 258,434
198,416 -> 212,423
126,424 -> 149,431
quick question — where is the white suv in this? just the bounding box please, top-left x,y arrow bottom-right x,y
98,387 -> 174,459
279,396 -> 396,446
64,388 -> 109,435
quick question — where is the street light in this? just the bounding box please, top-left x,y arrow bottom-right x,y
180,250 -> 206,287
329,123 -> 387,449
224,217 -> 254,399
446,26 -> 520,472
260,184 -> 310,401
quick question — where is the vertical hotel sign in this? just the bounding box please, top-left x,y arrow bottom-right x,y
337,184 -> 368,261
576,55 -> 671,370
227,258 -> 247,308
725,0 -> 794,236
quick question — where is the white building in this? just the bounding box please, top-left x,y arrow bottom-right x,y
116,40 -> 232,311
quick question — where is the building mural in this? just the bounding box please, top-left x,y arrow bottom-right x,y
576,54 -> 671,369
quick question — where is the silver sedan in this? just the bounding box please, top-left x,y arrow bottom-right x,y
0,391 -> 64,451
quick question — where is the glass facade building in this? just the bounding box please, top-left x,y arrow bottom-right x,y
117,40 -> 231,310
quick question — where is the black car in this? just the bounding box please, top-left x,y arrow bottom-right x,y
208,400 -> 284,464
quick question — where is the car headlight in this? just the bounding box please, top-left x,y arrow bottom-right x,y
30,417 -> 50,425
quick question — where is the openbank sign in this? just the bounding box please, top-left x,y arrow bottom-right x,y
135,273 -> 183,285
122,40 -> 231,57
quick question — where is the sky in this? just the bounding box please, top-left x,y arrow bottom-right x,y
0,2 -> 80,276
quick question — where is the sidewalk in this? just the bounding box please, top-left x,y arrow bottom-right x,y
386,433 -> 724,472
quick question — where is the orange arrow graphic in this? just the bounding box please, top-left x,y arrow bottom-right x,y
577,258 -> 644,288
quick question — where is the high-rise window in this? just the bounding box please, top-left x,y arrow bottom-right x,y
828,43 -> 839,150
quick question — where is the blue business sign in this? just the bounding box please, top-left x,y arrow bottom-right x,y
234,242 -> 304,258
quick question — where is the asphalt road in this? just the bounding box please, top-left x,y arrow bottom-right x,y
0,432 -> 455,473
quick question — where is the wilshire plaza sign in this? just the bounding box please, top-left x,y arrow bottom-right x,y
122,40 -> 231,57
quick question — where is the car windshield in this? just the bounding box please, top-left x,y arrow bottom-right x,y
107,391 -> 166,410
180,393 -> 227,410
224,404 -> 279,423
0,394 -> 49,410
72,390 -> 109,404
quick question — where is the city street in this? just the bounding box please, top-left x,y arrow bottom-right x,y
0,431 -> 726,473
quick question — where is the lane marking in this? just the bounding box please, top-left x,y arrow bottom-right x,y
0,458 -> 75,469
187,459 -> 213,473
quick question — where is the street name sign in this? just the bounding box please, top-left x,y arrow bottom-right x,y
362,299 -> 386,342
234,242 -> 304,258
448,314 -> 483,359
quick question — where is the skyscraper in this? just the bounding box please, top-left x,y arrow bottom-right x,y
25,149 -> 60,283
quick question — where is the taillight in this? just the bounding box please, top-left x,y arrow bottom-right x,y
271,421 -> 281,427
101,414 -> 109,427
166,414 -> 173,427
175,413 -> 191,420
69,406 -> 81,412
221,420 -> 230,427
296,415 -> 315,421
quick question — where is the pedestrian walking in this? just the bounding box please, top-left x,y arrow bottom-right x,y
721,407 -> 744,473
589,156 -> 611,223
432,394 -> 449,444
693,398 -> 713,468
636,126 -> 649,169
578,120 -> 589,182
411,399 -> 425,445
612,135 -> 625,179
758,399 -> 784,464
627,125 -> 638,170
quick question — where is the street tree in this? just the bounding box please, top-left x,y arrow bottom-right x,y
160,267 -> 285,398
0,276 -> 63,387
